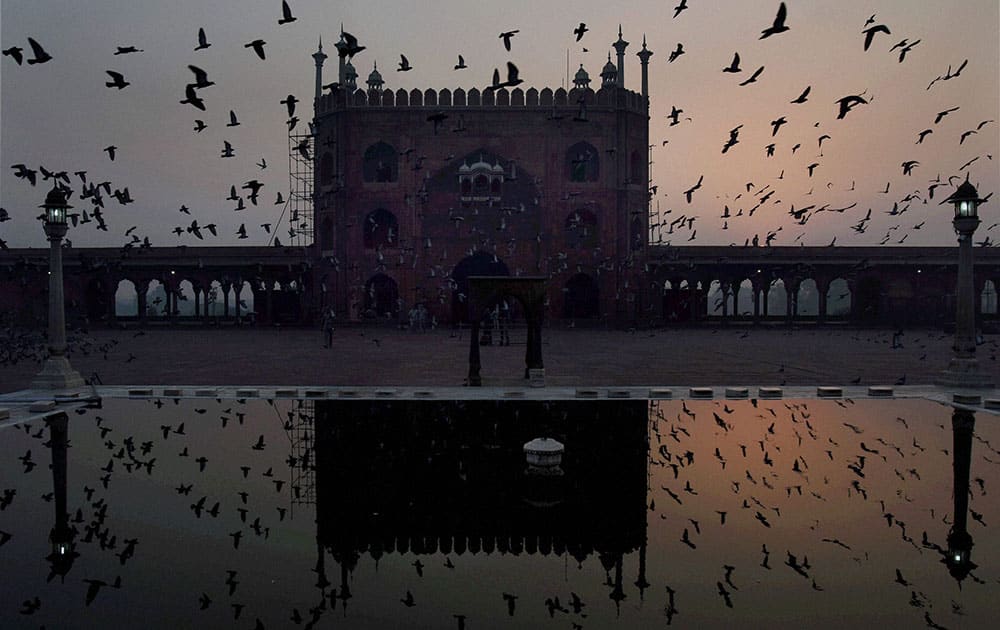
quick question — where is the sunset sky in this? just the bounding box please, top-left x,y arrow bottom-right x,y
2,0 -> 997,248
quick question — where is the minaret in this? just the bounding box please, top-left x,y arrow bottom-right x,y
612,25 -> 629,88
312,38 -> 328,103
636,35 -> 653,102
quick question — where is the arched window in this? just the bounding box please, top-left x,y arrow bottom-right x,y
363,208 -> 398,249
630,149 -> 644,184
565,209 -> 598,249
319,216 -> 333,251
362,142 -> 398,183
319,152 -> 335,186
566,141 -> 599,182
473,174 -> 490,197
461,179 -> 472,196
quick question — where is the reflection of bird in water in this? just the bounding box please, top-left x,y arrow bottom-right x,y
717,581 -> 733,607
401,590 -> 415,607
412,559 -> 424,577
83,576 -> 121,606
680,527 -> 697,549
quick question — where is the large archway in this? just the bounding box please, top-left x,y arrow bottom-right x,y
364,274 -> 399,319
563,273 -> 599,319
450,252 -> 509,323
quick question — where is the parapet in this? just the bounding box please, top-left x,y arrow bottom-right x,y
315,86 -> 648,116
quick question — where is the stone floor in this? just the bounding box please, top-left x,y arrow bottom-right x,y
2,323 -> 998,393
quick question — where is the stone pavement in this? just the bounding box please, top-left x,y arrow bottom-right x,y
2,324 -> 998,394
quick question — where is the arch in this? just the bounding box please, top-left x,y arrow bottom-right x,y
554,88 -> 567,105
796,279 -> 819,316
482,88 -> 495,106
409,88 -> 423,106
565,208 -> 598,249
205,280 -> 225,317
539,87 -> 553,106
467,88 -> 481,106
511,87 -> 524,106
395,88 -> 408,107
238,280 -> 255,319
563,273 -> 599,319
438,88 -> 451,106
630,214 -> 643,251
353,90 -> 367,106
767,279 -> 788,316
495,88 -> 509,106
176,280 -> 196,316
707,280 -> 724,316
381,89 -> 394,107
566,141 -> 599,182
826,278 -> 851,317
525,87 -> 538,106
981,280 -> 997,315
319,152 -> 335,186
146,280 -> 167,317
450,252 -> 510,323
115,279 -> 138,318
362,142 -> 397,183
736,279 -> 754,316
423,88 -> 437,106
364,274 -> 399,318
319,216 -> 333,251
453,88 -> 466,106
363,208 -> 398,249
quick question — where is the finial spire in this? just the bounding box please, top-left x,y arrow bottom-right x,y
318,36 -> 323,53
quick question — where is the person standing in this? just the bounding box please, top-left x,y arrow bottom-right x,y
321,307 -> 335,348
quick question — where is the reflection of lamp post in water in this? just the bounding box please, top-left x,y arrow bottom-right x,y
937,179 -> 993,388
32,187 -> 85,390
45,413 -> 79,581
943,407 -> 976,582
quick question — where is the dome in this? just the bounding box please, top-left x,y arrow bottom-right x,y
491,162 -> 505,174
574,64 -> 590,83
367,62 -> 383,86
458,161 -> 471,174
601,54 -> 617,78
344,60 -> 358,80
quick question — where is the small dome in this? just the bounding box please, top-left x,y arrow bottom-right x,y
491,162 -> 505,174
344,60 -> 358,80
574,64 -> 590,83
458,161 -> 471,174
368,63 -> 385,88
601,54 -> 617,78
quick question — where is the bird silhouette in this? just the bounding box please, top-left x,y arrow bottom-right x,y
26,37 -> 53,64
397,54 -> 412,71
454,54 -> 467,70
245,39 -> 266,60
790,85 -> 810,103
278,0 -> 297,24
723,52 -> 741,73
194,27 -> 211,51
99,70 -> 130,91
760,2 -> 789,39
573,23 -> 588,41
499,30 -> 518,51
738,66 -> 764,86
862,24 -> 891,51
835,94 -> 867,119
2,46 -> 24,65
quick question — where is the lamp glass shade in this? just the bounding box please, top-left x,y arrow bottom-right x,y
956,200 -> 976,218
47,205 -> 66,225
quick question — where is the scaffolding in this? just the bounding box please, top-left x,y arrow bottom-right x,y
285,131 -> 315,247
285,399 -> 316,510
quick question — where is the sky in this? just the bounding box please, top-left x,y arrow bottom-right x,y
1,0 -> 998,249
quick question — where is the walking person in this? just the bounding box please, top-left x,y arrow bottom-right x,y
321,307 -> 335,348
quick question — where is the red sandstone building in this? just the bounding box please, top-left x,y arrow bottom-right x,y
311,29 -> 653,325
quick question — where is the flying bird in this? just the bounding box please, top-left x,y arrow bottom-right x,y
738,66 -> 764,86
770,116 -> 787,136
835,94 -> 867,119
723,52 -> 741,73
668,43 -> 685,63
245,39 -> 267,60
454,55 -> 467,70
674,0 -> 689,19
398,54 -> 412,71
188,65 -> 214,88
2,46 -> 23,65
195,27 -> 211,50
573,23 -> 588,41
499,30 -> 519,51
104,146 -> 117,161
26,37 -> 53,64
901,160 -> 919,176
104,71 -> 129,89
862,24 -> 891,51
683,175 -> 704,203
934,106 -> 959,124
180,84 -> 205,110
791,85 -> 810,103
278,1 -> 297,25
760,2 -> 789,39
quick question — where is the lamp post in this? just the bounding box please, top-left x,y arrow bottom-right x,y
943,407 -> 976,583
937,178 -> 993,388
31,186 -> 85,390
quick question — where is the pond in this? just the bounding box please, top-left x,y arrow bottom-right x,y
0,397 -> 997,628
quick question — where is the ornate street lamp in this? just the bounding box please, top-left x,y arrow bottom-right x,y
31,186 -> 85,390
937,178 -> 993,388
942,408 -> 977,583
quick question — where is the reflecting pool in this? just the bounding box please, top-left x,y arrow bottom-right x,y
0,397 -> 997,628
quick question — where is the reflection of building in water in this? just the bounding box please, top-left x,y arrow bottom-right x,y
943,407 -> 977,583
313,400 -> 649,602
